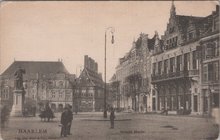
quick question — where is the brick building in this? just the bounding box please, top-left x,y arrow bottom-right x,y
199,5 -> 219,115
74,55 -> 104,112
115,33 -> 154,112
151,2 -> 219,115
0,60 -> 75,111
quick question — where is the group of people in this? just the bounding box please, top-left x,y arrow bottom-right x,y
60,105 -> 73,137
39,104 -> 55,121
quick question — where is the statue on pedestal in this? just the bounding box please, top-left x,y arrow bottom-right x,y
11,67 -> 26,117
14,67 -> 26,90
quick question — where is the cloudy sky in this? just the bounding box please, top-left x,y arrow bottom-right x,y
0,1 -> 218,81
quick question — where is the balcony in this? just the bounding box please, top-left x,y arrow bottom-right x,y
151,69 -> 199,83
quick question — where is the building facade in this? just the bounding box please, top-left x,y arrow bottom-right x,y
199,5 -> 219,115
151,2 -> 219,115
74,55 -> 104,112
115,33 -> 154,112
0,61 -> 75,112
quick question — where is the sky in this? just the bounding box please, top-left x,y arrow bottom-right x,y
0,1 -> 218,81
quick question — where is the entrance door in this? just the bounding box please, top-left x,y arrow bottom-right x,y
193,95 -> 198,112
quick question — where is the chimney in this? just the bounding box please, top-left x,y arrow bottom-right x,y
95,62 -> 98,73
88,57 -> 91,70
84,55 -> 88,68
216,5 -> 219,12
91,59 -> 95,72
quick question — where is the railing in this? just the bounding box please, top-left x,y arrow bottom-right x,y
151,69 -> 199,82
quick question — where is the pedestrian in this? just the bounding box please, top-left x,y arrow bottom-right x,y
110,107 -> 115,129
1,105 -> 9,128
75,105 -> 78,115
67,105 -> 73,135
140,106 -> 143,113
60,107 -> 69,137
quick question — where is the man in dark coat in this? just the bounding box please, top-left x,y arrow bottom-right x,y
110,107 -> 115,129
67,105 -> 73,135
60,107 -> 69,137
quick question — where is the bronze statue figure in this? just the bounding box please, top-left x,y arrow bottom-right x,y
14,67 -> 26,90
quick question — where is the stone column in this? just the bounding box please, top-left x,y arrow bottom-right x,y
10,90 -> 24,117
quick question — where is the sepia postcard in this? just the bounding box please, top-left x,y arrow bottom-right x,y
0,0 -> 220,140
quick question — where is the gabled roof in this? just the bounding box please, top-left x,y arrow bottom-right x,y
78,68 -> 103,87
175,15 -> 205,31
1,61 -> 69,76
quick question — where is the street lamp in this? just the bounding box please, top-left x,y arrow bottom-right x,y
104,27 -> 115,118
72,78 -> 79,114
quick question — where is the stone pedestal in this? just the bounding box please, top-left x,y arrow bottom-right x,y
10,90 -> 24,117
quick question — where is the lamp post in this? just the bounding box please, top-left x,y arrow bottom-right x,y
104,27 -> 115,118
72,78 -> 78,114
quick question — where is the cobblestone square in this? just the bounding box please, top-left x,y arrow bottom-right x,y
1,113 -> 219,140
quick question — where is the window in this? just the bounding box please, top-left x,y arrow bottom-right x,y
158,61 -> 162,75
206,43 -> 215,59
170,57 -> 175,73
164,60 -> 168,74
192,51 -> 197,69
66,92 -> 71,100
208,63 -> 214,81
52,91 -> 56,98
213,62 -> 219,81
176,55 -> 182,72
59,81 -> 64,88
184,53 -> 190,70
153,63 -> 156,75
203,64 -> 208,82
169,27 -> 174,33
59,92 -> 63,98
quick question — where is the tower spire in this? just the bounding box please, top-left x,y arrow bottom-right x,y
170,0 -> 176,17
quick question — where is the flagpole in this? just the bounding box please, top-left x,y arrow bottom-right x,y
104,27 -> 115,118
